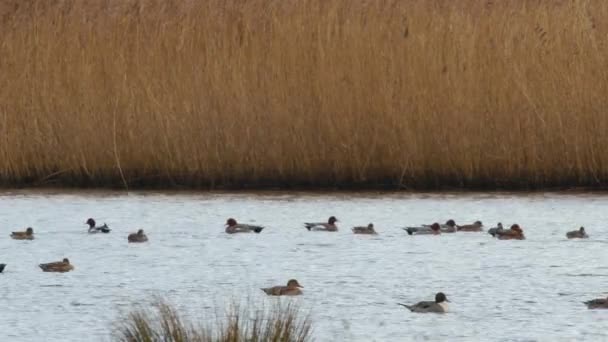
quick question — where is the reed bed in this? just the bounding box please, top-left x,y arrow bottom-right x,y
1,0 -> 608,189
114,300 -> 312,342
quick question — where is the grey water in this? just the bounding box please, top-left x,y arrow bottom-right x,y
1,190 -> 607,341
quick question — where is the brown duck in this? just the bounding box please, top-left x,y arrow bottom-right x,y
11,227 -> 34,240
261,279 -> 303,296
39,258 -> 74,273
128,229 -> 149,243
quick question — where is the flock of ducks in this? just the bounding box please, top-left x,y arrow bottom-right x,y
3,218 -> 148,273
1,216 -> 604,312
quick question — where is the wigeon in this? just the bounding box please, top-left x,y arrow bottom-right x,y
10,227 -> 34,240
128,229 -> 149,243
39,258 -> 74,273
398,292 -> 449,313
304,216 -> 338,232
566,227 -> 588,239
225,218 -> 264,234
261,279 -> 303,296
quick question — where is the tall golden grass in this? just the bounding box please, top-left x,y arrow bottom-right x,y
114,299 -> 312,342
1,0 -> 608,189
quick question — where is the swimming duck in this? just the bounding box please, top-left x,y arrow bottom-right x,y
225,218 -> 264,234
496,224 -> 525,240
86,218 -> 111,234
458,221 -> 483,232
352,223 -> 378,235
39,258 -> 74,273
421,220 -> 456,233
10,227 -> 34,240
128,229 -> 149,243
0,264 -> 5,273
261,279 -> 303,296
566,227 -> 588,239
404,223 -> 441,235
584,296 -> 608,309
398,292 -> 449,313
487,223 -> 504,237
305,216 -> 338,232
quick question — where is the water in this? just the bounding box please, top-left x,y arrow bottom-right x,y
1,190 -> 607,341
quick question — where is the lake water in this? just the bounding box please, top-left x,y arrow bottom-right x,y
1,190 -> 607,341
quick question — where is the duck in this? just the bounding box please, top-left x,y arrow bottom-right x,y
584,296 -> 608,309
404,223 -> 441,235
39,258 -> 74,273
566,227 -> 588,239
458,221 -> 483,232
261,279 -> 303,296
496,224 -> 525,240
0,264 -> 5,273
86,218 -> 111,234
352,223 -> 378,235
421,220 -> 456,233
398,292 -> 449,313
487,223 -> 504,237
128,229 -> 149,243
225,218 -> 264,234
304,216 -> 338,232
10,227 -> 34,240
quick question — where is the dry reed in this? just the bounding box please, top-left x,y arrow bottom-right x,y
1,0 -> 608,189
114,299 -> 312,342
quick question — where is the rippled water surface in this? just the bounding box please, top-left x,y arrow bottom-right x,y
1,190 -> 608,341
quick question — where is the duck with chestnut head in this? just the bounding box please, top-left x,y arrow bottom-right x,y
261,279 -> 303,296
86,218 -> 111,234
225,218 -> 264,234
496,224 -> 525,240
304,216 -> 338,232
11,227 -> 34,240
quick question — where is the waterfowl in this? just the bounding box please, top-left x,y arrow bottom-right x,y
584,296 -> 608,309
10,227 -> 34,240
352,223 -> 377,235
39,258 -> 74,273
0,264 -> 5,273
566,227 -> 588,239
458,221 -> 484,232
86,218 -> 111,234
261,279 -> 303,296
128,229 -> 148,243
487,223 -> 504,237
496,224 -> 525,240
225,218 -> 264,234
404,223 -> 441,235
398,292 -> 449,313
421,220 -> 456,233
304,216 -> 338,232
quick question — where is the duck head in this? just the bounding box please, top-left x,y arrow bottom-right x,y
497,222 -> 503,228
435,292 -> 449,303
226,218 -> 237,227
510,224 -> 522,232
62,258 -> 70,264
367,223 -> 374,228
86,218 -> 96,228
137,229 -> 145,235
474,221 -> 483,225
26,227 -> 34,235
431,223 -> 441,231
445,219 -> 456,227
287,279 -> 303,288
579,227 -> 585,233
328,216 -> 338,224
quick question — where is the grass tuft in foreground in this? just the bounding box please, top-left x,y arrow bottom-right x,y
115,300 -> 312,342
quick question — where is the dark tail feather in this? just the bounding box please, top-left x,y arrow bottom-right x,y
0,264 -> 5,273
304,224 -> 312,231
403,228 -> 416,235
253,227 -> 264,233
